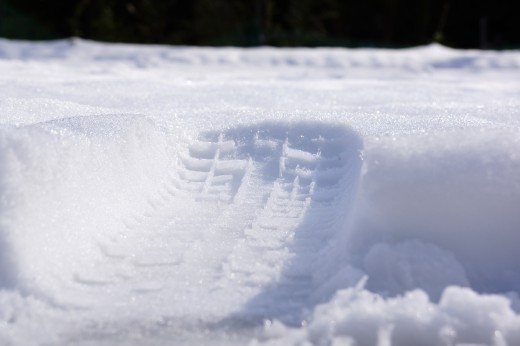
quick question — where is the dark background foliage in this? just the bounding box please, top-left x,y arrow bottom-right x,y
0,0 -> 518,49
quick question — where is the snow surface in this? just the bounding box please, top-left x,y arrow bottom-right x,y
0,38 -> 520,345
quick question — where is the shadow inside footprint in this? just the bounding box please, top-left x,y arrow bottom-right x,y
199,121 -> 364,329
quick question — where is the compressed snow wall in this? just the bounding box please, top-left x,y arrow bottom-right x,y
0,116 -> 174,300
349,128 -> 520,298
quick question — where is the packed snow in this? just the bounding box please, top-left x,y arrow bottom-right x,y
0,38 -> 520,345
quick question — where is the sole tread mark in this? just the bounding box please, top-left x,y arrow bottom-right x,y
68,124 -> 360,317
216,127 -> 359,318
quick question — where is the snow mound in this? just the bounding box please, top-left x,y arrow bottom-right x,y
0,116 -> 173,301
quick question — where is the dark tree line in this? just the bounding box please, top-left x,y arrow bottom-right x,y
1,0 -> 519,49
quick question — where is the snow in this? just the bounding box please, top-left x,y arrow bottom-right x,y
0,39 -> 519,345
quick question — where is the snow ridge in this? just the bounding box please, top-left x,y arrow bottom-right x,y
2,39 -> 520,72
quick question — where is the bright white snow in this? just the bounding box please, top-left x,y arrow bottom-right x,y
0,39 -> 520,345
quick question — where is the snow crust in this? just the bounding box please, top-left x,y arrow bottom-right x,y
0,39 -> 519,345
